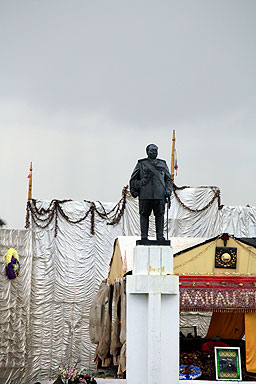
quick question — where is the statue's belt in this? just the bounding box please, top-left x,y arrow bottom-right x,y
143,160 -> 166,189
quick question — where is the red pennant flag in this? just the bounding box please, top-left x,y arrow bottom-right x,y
174,150 -> 178,176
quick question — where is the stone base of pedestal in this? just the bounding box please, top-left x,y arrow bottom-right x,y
136,239 -> 171,246
133,244 -> 173,276
126,245 -> 179,384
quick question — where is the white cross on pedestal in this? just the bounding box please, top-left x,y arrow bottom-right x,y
126,245 -> 179,384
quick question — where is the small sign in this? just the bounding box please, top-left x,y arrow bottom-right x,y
215,247 -> 237,269
214,347 -> 242,381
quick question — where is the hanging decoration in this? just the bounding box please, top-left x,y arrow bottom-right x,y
215,247 -> 237,269
173,184 -> 223,212
174,149 -> 178,176
25,185 -> 128,237
25,181 -> 223,236
180,276 -> 256,312
5,248 -> 20,279
175,239 -> 217,269
233,238 -> 256,261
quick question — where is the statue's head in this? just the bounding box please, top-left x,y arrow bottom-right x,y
146,144 -> 158,159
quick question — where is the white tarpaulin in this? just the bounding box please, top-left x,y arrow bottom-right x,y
27,201 -> 123,384
0,229 -> 33,384
1,186 -> 256,383
125,187 -> 256,238
180,312 -> 212,338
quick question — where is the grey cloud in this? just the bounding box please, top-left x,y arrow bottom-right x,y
0,0 -> 256,228
1,1 -> 255,127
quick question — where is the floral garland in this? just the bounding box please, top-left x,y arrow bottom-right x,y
25,186 -> 128,237
173,184 -> 223,212
59,363 -> 97,383
5,248 -> 20,279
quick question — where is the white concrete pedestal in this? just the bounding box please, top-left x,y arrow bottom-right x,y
127,245 -> 179,384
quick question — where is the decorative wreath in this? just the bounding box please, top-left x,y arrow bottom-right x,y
5,248 -> 20,279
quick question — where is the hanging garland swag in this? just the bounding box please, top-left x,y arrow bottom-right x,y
25,184 -> 221,236
173,184 -> 223,212
25,186 -> 128,237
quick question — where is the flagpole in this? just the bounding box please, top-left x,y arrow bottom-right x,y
171,130 -> 175,182
166,130 -> 175,240
28,162 -> 33,200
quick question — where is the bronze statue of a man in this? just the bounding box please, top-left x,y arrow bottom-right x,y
129,144 -> 172,241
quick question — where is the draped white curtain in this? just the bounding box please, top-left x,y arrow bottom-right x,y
27,201 -> 123,384
180,312 -> 212,338
0,229 -> 33,384
1,188 -> 256,383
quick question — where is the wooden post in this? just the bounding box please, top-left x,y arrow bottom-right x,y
28,162 -> 32,200
171,130 -> 175,182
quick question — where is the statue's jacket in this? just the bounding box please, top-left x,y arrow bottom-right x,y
129,158 -> 172,200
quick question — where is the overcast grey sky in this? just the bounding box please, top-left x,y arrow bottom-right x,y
0,0 -> 256,229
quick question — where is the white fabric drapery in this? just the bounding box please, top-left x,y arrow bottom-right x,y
1,187 -> 256,383
0,229 -> 33,384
